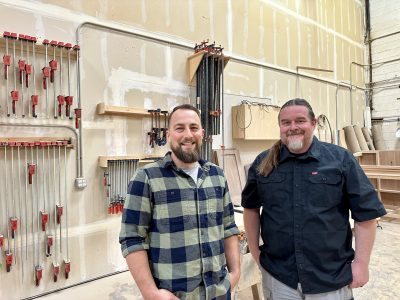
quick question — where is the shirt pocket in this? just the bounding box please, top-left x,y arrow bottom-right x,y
205,186 -> 223,220
307,169 -> 343,207
257,173 -> 287,206
153,190 -> 195,225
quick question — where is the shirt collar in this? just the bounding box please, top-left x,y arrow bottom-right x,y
279,136 -> 321,162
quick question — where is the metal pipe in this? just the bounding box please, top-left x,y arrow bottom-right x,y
75,21 -> 360,91
0,123 -> 79,180
369,30 -> 400,43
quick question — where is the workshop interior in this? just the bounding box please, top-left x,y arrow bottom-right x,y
0,1 -> 399,299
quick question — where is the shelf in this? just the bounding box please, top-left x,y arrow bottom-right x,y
98,154 -> 163,168
361,165 -> 400,180
96,103 -> 168,118
380,189 -> 400,194
0,36 -> 78,60
0,137 -> 75,148
187,50 -> 230,85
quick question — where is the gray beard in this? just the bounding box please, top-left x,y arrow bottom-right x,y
287,139 -> 304,152
171,143 -> 201,163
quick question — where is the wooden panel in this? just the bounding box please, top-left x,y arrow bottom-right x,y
213,149 -> 246,206
381,192 -> 400,207
380,179 -> 400,192
358,151 -> 379,165
378,150 -> 400,166
232,104 -> 280,140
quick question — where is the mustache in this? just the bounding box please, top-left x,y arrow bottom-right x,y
181,138 -> 196,143
286,130 -> 305,136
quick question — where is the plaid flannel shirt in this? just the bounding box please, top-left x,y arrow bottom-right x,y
119,152 -> 239,299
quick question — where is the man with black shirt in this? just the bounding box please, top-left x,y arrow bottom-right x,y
242,98 -> 386,300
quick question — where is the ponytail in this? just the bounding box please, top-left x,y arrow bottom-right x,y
257,140 -> 282,176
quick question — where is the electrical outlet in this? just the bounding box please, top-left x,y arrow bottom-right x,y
75,177 -> 87,189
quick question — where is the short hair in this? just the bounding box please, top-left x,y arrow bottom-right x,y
278,98 -> 316,121
168,104 -> 201,125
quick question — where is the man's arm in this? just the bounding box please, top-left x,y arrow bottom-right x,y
224,234 -> 241,289
349,219 -> 377,288
243,208 -> 261,265
126,250 -> 178,300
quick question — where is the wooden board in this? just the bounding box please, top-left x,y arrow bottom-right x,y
378,150 -> 400,166
213,149 -> 246,206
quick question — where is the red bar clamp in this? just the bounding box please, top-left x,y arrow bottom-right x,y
5,251 -> 13,272
74,108 -> 82,129
65,96 -> 73,118
31,95 -> 39,118
46,235 -> 53,257
53,263 -> 60,282
25,63 -> 32,88
57,95 -> 65,117
56,204 -> 64,224
18,59 -> 25,84
11,90 -> 19,114
10,217 -> 18,239
0,234 -> 4,248
35,266 -> 43,287
40,211 -> 49,231
64,259 -> 71,279
28,163 -> 36,184
3,54 -> 10,79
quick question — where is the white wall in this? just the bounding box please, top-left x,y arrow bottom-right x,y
369,0 -> 400,149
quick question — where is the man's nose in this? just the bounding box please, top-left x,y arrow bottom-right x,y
182,127 -> 193,136
289,121 -> 299,130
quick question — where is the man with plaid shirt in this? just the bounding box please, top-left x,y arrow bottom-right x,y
120,104 -> 240,299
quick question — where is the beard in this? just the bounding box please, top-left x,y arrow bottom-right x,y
287,138 -> 304,152
170,140 -> 201,163
283,130 -> 307,152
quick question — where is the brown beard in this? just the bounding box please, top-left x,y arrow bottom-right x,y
171,141 -> 201,163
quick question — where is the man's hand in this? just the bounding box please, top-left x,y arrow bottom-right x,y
229,270 -> 241,290
349,260 -> 369,288
151,289 -> 179,300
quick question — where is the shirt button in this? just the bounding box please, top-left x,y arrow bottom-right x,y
295,203 -> 299,207
295,224 -> 299,228
295,184 -> 299,188
299,264 -> 303,269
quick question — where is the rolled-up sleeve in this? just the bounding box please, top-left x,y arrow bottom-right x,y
119,169 -> 152,257
223,179 -> 240,238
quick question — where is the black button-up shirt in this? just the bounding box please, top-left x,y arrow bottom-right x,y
241,137 -> 386,294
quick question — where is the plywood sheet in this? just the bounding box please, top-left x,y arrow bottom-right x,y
213,149 -> 246,206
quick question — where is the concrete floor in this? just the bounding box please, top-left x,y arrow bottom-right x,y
37,220 -> 400,300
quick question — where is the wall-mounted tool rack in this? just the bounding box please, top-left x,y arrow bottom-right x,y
98,155 -> 162,215
96,103 -> 169,148
187,50 -> 229,86
0,137 -> 75,148
96,103 -> 168,118
0,138 -> 72,285
98,154 -> 163,168
0,37 -> 77,59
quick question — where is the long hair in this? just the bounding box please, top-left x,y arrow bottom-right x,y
257,98 -> 315,176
